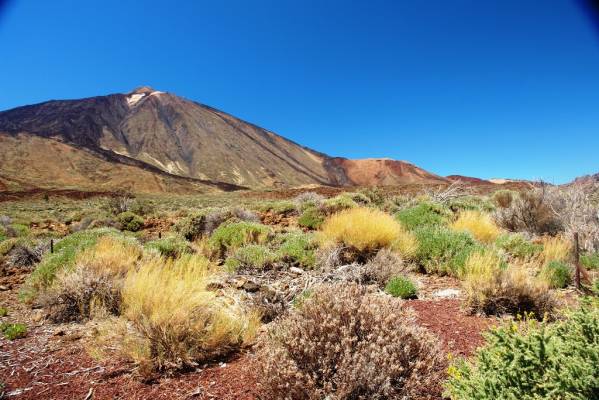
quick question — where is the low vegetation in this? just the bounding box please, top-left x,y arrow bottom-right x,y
451,210 -> 501,244
385,275 -> 418,299
0,322 -> 27,340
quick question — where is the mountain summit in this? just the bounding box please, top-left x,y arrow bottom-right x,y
0,87 -> 447,192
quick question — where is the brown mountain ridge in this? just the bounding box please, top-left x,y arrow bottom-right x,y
0,87 -> 449,192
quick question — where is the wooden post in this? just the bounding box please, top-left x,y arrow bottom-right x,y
573,232 -> 580,290
50,239 -> 54,254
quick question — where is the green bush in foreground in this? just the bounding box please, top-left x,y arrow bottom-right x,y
0,307 -> 7,317
495,233 -> 542,259
22,228 -> 121,300
276,232 -> 316,268
0,322 -> 27,340
385,276 -> 418,299
581,252 -> 599,270
228,244 -> 279,269
413,226 -> 478,276
209,221 -> 270,255
444,300 -> 599,400
395,202 -> 450,231
117,211 -> 144,232
297,207 -> 324,229
541,260 -> 571,289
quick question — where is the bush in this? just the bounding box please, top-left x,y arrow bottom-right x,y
495,233 -> 542,259
322,194 -> 358,214
581,252 -> 599,270
492,189 -> 517,208
413,226 -> 478,276
451,210 -> 501,244
293,192 -> 324,211
145,236 -> 190,258
444,300 -> 599,400
228,244 -> 279,269
363,248 -> 406,286
541,260 -> 571,289
462,253 -> 555,317
385,276 -> 418,299
395,202 -> 450,231
42,236 -> 142,322
117,211 -> 144,232
255,200 -> 296,215
209,221 -> 270,256
112,254 -> 259,373
297,206 -> 325,229
276,231 -> 316,268
8,223 -> 30,237
319,207 -> 417,258
540,235 -> 571,263
7,243 -> 43,267
256,283 -> 443,399
0,322 -> 27,340
447,196 -> 495,213
0,307 -> 7,317
24,228 -> 121,297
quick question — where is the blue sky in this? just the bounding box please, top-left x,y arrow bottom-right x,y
1,0 -> 598,183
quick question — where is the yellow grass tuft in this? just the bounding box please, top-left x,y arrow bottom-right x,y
75,236 -> 142,276
451,210 -> 501,244
318,207 -> 417,257
119,254 -> 260,372
540,235 -> 571,263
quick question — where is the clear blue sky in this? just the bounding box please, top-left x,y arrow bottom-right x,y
1,0 -> 598,183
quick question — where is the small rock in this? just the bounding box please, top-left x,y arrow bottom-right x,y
433,288 -> 461,298
32,310 -> 45,323
289,267 -> 304,275
0,285 -> 9,291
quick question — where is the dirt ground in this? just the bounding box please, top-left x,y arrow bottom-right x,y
0,266 -> 497,400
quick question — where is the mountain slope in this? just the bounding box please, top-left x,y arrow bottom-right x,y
0,87 -> 447,191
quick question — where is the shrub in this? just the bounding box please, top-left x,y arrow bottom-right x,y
444,300 -> 599,400
322,194 -> 358,214
8,223 -> 30,237
495,233 -> 542,259
145,236 -> 190,258
23,228 -> 121,298
7,244 -> 43,267
41,236 -> 142,322
492,189 -> 517,208
117,211 -> 144,232
319,207 -> 417,257
540,260 -> 571,289
494,188 -> 563,236
0,322 -> 27,340
359,187 -> 385,207
413,226 -> 478,276
462,253 -> 555,317
255,200 -> 296,215
297,206 -> 325,229
256,283 -> 443,399
385,276 -> 418,299
447,196 -> 495,213
451,210 -> 501,244
209,221 -> 270,256
294,192 -> 324,211
363,248 -> 406,285
0,307 -> 7,317
276,231 -> 316,268
114,254 -> 259,373
540,235 -> 571,263
395,202 -> 450,231
228,244 -> 279,269
581,252 -> 599,270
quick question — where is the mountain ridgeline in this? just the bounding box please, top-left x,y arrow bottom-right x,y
0,87 -> 448,193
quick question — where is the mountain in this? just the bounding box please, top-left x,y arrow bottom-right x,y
0,87 -> 447,192
572,173 -> 599,185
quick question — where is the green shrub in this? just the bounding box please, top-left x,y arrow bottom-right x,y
117,211 -> 144,232
385,276 -> 418,299
0,307 -> 7,317
541,260 -> 571,289
581,252 -> 599,270
22,228 -> 121,299
276,232 -> 316,268
298,207 -> 325,229
0,238 -> 17,256
414,226 -> 478,276
447,196 -> 495,213
229,244 -> 279,269
145,236 -> 190,258
322,194 -> 358,214
395,202 -> 450,230
495,233 -> 542,259
0,322 -> 27,340
294,192 -> 324,212
255,200 -> 296,215
209,221 -> 270,255
444,300 -> 599,400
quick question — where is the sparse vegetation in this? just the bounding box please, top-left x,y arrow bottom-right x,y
117,211 -> 144,232
297,206 -> 325,229
385,276 -> 418,299
395,201 -> 450,230
451,210 -> 501,244
209,221 -> 270,255
145,235 -> 190,258
0,322 -> 27,340
540,260 -> 571,289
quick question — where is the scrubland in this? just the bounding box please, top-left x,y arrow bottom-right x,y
0,182 -> 598,399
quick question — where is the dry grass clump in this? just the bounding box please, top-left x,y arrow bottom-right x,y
256,283 -> 443,399
451,210 -> 501,244
318,207 -> 417,258
463,252 -> 555,317
115,254 -> 259,374
42,236 -> 142,322
539,236 -> 571,264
